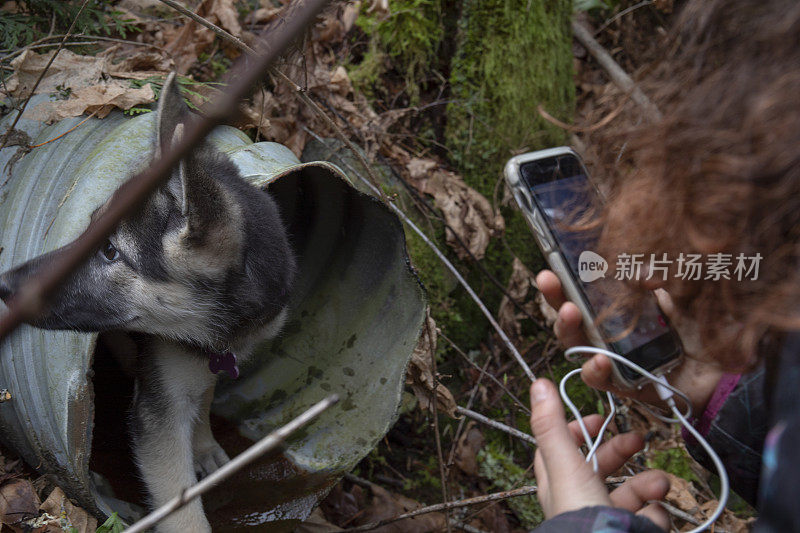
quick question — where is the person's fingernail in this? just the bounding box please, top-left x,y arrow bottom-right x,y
531,379 -> 549,403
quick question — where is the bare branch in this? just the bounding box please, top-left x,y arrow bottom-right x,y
425,310 -> 452,532
157,0 -> 255,54
339,485 -> 539,533
455,406 -> 536,447
572,20 -> 661,122
124,395 -> 338,533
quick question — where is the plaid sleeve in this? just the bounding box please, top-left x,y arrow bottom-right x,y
532,506 -> 664,532
682,366 -> 767,506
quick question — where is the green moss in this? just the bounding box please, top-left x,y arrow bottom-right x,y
446,0 -> 574,183
647,446 -> 700,484
350,0 -> 444,102
348,41 -> 388,98
478,441 -> 543,528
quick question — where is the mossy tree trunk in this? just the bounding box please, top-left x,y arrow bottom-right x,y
441,0 -> 575,348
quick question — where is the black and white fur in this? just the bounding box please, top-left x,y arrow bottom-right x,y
0,73 -> 296,532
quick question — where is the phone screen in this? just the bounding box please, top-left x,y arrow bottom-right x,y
519,154 -> 680,381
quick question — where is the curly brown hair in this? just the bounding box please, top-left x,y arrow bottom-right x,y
596,0 -> 800,367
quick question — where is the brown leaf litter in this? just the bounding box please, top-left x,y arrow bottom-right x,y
405,157 -> 505,261
5,48 -> 170,123
405,312 -> 458,418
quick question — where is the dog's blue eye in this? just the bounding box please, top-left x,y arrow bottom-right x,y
101,240 -> 120,262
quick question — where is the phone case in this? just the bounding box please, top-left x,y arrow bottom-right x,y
504,147 -> 682,389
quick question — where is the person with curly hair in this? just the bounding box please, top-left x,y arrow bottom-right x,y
528,0 -> 800,530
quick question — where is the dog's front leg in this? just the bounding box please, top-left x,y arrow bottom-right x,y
132,351 -> 215,533
193,383 -> 230,479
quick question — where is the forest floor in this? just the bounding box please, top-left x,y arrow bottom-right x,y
0,1 -> 756,532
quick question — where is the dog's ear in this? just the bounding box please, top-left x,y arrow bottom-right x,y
157,72 -> 229,243
157,72 -> 188,156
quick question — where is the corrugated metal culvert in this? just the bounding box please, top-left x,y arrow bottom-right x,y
0,99 -> 426,530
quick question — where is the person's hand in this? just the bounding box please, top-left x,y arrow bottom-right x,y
530,378 -> 669,529
535,270 -> 724,415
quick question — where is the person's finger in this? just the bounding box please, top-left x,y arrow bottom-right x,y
529,379 -> 588,479
566,414 -> 604,446
554,302 -> 589,348
592,432 -> 645,477
637,503 -> 670,531
609,470 -> 670,512
536,271 -> 566,310
581,354 -> 617,392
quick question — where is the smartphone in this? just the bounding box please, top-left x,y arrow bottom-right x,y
504,147 -> 682,388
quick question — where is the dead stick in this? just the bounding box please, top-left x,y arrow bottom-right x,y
446,353 -> 493,469
0,0 -> 328,341
571,20 -> 661,122
456,406 -> 537,447
339,485 -> 539,533
426,310 -> 452,532
440,330 -> 530,415
157,0 -> 256,53
123,395 -> 338,533
0,0 -> 92,150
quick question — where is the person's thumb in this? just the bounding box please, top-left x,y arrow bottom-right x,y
529,378 -> 587,479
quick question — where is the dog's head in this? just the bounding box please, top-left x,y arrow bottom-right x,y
0,73 -> 294,347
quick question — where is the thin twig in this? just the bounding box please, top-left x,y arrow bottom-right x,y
0,34 -> 170,64
537,96 -> 628,133
455,406 -> 536,447
446,353 -> 492,469
0,0 -> 93,150
594,0 -> 654,35
572,20 -> 661,122
0,0 -> 329,341
124,395 -> 338,533
426,311 -> 452,533
30,109 -> 99,149
339,485 -> 539,533
440,330 -> 531,415
453,521 -> 488,533
157,0 -> 255,53
300,128 -> 535,382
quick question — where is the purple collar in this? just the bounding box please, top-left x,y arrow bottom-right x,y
208,350 -> 240,379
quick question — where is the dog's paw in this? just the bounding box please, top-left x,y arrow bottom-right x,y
194,443 -> 230,479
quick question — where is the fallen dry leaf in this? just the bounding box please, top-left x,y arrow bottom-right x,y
295,507 -> 343,532
6,46 -> 170,123
107,50 -> 174,80
405,311 -> 458,418
28,83 -> 156,122
164,0 -> 243,72
0,479 -> 40,528
453,422 -> 484,476
406,157 -> 505,260
6,50 -> 107,98
37,487 -> 97,533
354,483 -> 447,533
319,482 -> 360,527
497,257 -> 540,338
664,473 -> 700,515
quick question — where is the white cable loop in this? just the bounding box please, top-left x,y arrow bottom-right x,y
560,346 -> 729,532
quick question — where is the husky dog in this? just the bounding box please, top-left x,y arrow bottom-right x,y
0,73 -> 296,532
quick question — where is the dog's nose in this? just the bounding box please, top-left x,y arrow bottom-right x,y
0,275 -> 11,302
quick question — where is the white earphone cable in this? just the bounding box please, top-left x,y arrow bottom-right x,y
561,346 -> 729,533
